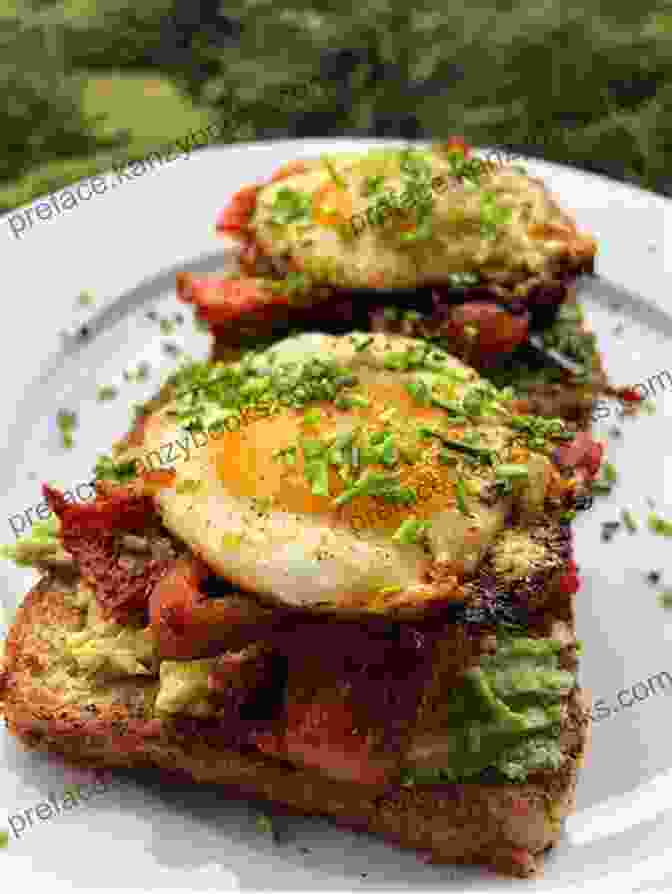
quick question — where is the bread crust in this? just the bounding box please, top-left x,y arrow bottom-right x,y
1,574 -> 590,879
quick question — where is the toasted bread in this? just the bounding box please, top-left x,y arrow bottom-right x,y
1,572 -> 590,879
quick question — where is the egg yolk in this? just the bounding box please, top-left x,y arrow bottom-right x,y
210,381 -> 462,531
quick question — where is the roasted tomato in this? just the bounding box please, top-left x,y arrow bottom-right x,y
176,273 -> 292,327
215,185 -> 260,235
149,558 -> 276,659
254,697 -> 393,785
446,301 -> 529,358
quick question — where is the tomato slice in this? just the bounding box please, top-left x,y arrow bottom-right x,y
215,185 -> 260,234
312,182 -> 353,227
176,273 -> 291,326
254,697 -> 392,785
448,302 -> 529,357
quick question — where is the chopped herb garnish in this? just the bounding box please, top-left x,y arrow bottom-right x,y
301,439 -> 330,497
621,508 -> 639,533
255,813 -> 274,836
333,471 -> 416,508
602,462 -> 618,484
56,409 -> 77,449
647,513 -> 672,537
0,829 -> 8,848
269,187 -> 313,225
658,591 -> 672,609
495,464 -> 529,480
508,414 -> 571,448
362,174 -> 386,196
479,190 -> 513,239
322,155 -> 346,188
419,426 -> 496,464
446,272 -> 480,288
159,317 -> 175,335
351,334 -> 374,352
96,385 -> 118,402
406,378 -> 431,406
302,408 -> 322,426
124,361 -> 151,382
378,584 -> 402,596
454,477 -> 469,515
94,454 -> 138,484
77,290 -> 94,306
176,478 -> 202,495
273,445 -> 297,465
221,532 -> 242,550
392,518 -> 431,544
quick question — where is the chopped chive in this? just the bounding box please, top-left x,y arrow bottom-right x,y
255,813 -> 274,835
657,590 -> 672,609
621,508 -> 639,533
96,385 -> 118,402
495,464 -> 529,480
322,155 -> 347,188
77,290 -> 94,306
379,407 -> 398,423
0,829 -> 8,848
221,532 -> 242,549
647,513 -> 672,537
602,462 -> 618,484
302,409 -> 322,426
454,477 -> 469,515
272,445 -> 297,465
56,409 -> 77,449
378,584 -> 402,596
159,317 -> 175,335
175,478 -> 201,495
392,518 -> 430,544
351,334 -> 374,352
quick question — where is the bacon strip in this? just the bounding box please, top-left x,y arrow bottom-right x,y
176,273 -> 293,327
44,485 -> 172,620
215,184 -> 260,235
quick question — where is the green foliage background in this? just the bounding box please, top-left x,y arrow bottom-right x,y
1,0 -> 671,213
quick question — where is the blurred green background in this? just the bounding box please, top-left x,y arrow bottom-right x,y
2,0 -> 671,213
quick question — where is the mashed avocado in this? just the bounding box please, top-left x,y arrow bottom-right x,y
0,517 -> 62,567
403,633 -> 575,783
62,594 -> 157,678
154,658 -> 216,715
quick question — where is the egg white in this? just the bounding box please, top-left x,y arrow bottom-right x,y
139,333 -> 513,615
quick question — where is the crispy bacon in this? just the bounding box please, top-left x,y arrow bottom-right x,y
215,184 -> 260,235
254,696 -> 394,786
176,273 -> 293,328
148,558 -> 277,659
44,485 -> 173,620
554,432 -> 603,478
269,160 -> 309,183
44,484 -> 154,535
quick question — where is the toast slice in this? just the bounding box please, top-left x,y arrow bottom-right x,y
1,571 -> 590,879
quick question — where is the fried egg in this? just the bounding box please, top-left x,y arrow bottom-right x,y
138,332 -> 549,617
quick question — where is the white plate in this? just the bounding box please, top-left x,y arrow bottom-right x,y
1,139 -> 672,893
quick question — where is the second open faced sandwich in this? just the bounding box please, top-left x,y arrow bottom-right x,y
176,141 -> 609,426
1,332 -> 600,877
